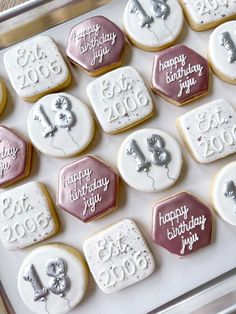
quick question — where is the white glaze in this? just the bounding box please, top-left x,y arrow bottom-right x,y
123,0 -> 184,50
83,219 -> 155,294
209,21 -> 236,82
87,66 -> 153,133
117,128 -> 182,192
182,0 -> 236,28
212,161 -> 236,226
178,99 -> 236,163
27,93 -> 94,157
18,244 -> 87,314
4,35 -> 70,100
0,182 -> 58,250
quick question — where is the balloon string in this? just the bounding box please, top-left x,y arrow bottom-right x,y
63,297 -> 72,310
67,130 -> 80,148
148,28 -> 159,42
50,137 -> 66,156
164,20 -> 174,38
146,171 -> 157,191
43,300 -> 50,314
166,166 -> 175,181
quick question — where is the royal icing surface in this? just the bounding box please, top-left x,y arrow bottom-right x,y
123,0 -> 184,50
152,192 -> 212,256
212,161 -> 236,226
87,66 -> 154,134
66,16 -> 125,75
117,128 -> 182,193
209,21 -> 236,82
83,219 -> 155,293
151,45 -> 209,104
181,0 -> 236,30
0,182 -> 58,250
18,244 -> 87,314
57,155 -> 119,222
27,93 -> 94,158
4,35 -> 70,100
177,99 -> 236,163
0,126 -> 31,188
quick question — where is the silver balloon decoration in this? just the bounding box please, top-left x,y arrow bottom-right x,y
220,31 -> 236,63
51,96 -> 74,129
147,134 -> 171,167
129,0 -> 154,28
151,0 -> 170,19
46,258 -> 70,297
224,180 -> 236,213
126,139 -> 151,172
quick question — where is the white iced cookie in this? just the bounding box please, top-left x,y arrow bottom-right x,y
27,93 -> 94,158
87,66 -> 154,134
4,35 -> 71,102
212,161 -> 236,226
0,182 -> 58,250
208,21 -> 236,84
83,219 -> 155,294
177,99 -> 236,163
117,128 -> 182,193
0,80 -> 7,115
18,243 -> 88,314
180,0 -> 236,31
123,0 -> 184,51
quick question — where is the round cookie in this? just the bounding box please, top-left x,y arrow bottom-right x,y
0,80 -> 7,115
4,35 -> 71,102
57,155 -> 119,222
208,21 -> 236,84
117,128 -> 182,192
179,0 -> 236,31
123,0 -> 184,51
212,161 -> 236,226
18,243 -> 88,314
151,44 -> 209,106
27,93 -> 94,158
66,16 -> 125,76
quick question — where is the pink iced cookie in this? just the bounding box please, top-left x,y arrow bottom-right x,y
152,192 -> 212,257
57,155 -> 119,222
66,16 -> 125,76
0,126 -> 32,188
151,45 -> 209,106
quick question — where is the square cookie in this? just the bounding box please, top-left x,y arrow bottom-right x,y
177,99 -> 236,163
0,181 -> 59,250
4,35 -> 71,102
87,66 -> 154,134
83,219 -> 155,293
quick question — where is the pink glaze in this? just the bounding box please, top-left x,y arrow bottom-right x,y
0,126 -> 31,188
57,155 -> 119,222
66,16 -> 125,75
151,45 -> 209,104
152,192 -> 212,257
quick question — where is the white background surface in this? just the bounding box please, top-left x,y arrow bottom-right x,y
1,1 -> 236,314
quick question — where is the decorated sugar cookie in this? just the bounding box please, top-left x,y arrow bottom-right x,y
27,93 -> 94,158
57,155 -> 119,222
87,66 -> 154,134
123,0 -> 184,51
180,0 -> 236,31
117,128 -> 182,193
4,35 -> 71,102
151,44 -> 209,105
0,80 -> 7,115
0,126 -> 32,188
66,16 -> 125,76
83,219 -> 155,293
212,161 -> 236,226
152,192 -> 212,256
0,182 -> 58,250
177,99 -> 236,163
18,243 -> 88,314
208,21 -> 236,84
